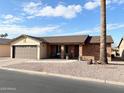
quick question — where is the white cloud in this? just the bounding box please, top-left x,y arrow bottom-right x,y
0,22 -> 124,38
23,2 -> 82,19
84,0 -> 124,10
71,27 -> 99,35
112,0 -> 124,4
58,23 -> 124,36
23,2 -> 41,15
55,26 -> 100,36
84,0 -> 100,10
2,14 -> 22,24
107,23 -> 124,30
0,24 -> 60,38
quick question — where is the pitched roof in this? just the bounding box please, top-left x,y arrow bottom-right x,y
41,35 -> 88,44
11,34 -> 45,43
10,34 -> 113,44
86,36 -> 114,44
0,38 -> 11,45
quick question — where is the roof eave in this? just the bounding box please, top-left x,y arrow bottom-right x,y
10,35 -> 42,43
118,38 -> 123,48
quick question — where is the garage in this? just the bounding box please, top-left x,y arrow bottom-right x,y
13,45 -> 37,59
11,35 -> 47,59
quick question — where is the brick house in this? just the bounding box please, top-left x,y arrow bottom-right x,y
10,34 -> 113,61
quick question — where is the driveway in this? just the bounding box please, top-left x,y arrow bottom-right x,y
0,69 -> 124,93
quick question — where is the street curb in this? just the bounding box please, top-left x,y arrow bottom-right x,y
0,67 -> 124,86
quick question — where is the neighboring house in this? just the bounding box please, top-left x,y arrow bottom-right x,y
118,37 -> 124,59
10,34 -> 113,61
0,38 -> 11,57
112,47 -> 119,57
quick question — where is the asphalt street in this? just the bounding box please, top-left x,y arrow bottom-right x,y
0,69 -> 124,93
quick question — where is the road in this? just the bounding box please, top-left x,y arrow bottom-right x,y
0,69 -> 124,93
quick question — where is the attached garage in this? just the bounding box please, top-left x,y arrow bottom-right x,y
11,35 -> 47,60
0,38 -> 11,57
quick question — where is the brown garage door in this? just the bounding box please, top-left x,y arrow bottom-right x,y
14,45 -> 37,59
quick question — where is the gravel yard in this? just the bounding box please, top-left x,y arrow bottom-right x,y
4,61 -> 124,82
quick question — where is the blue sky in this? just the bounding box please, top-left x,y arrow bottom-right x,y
0,0 -> 124,46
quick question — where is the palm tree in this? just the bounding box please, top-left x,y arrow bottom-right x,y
99,0 -> 108,64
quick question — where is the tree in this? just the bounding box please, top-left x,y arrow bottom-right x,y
4,33 -> 8,37
99,0 -> 108,64
0,33 -> 8,38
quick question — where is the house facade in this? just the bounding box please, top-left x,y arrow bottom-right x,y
118,37 -> 124,59
10,35 -> 113,61
0,38 -> 11,57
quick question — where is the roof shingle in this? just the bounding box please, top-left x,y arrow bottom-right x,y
42,35 -> 88,44
86,36 -> 114,44
10,34 -> 113,44
0,38 -> 11,45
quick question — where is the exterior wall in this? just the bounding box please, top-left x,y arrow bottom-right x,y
82,43 -> 112,61
11,37 -> 40,45
40,44 -> 47,59
37,45 -> 40,60
83,44 -> 100,61
0,45 -> 10,57
79,44 -> 83,58
119,39 -> 124,59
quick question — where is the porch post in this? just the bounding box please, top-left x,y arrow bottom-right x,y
61,45 -> 65,59
37,45 -> 40,60
10,45 -> 13,58
79,44 -> 83,60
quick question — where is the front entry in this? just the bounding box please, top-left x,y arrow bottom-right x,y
49,45 -> 79,59
66,45 -> 79,59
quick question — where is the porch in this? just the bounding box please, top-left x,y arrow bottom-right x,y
47,44 -> 81,59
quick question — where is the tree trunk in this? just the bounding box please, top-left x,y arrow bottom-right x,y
100,0 -> 108,64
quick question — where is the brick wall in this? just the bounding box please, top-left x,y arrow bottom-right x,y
82,43 -> 111,61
